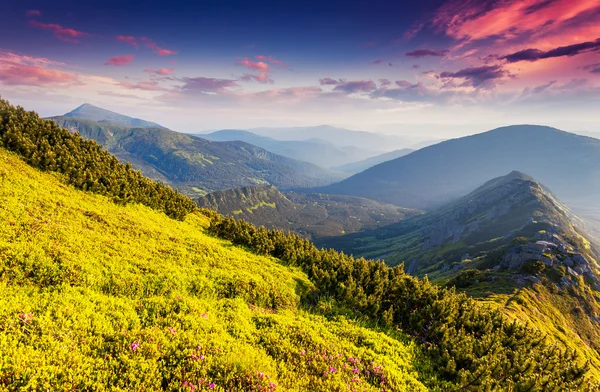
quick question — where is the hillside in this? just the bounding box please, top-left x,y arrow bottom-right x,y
196,185 -> 422,239
316,125 -> 600,211
334,148 -> 414,174
198,130 -> 380,168
50,114 -> 342,196
63,103 -> 165,128
0,99 -> 592,390
322,171 -> 600,374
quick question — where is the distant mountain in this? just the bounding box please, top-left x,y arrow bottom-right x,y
334,148 -> 414,174
196,184 -> 422,239
50,112 -> 343,196
322,171 -> 600,371
63,103 -> 165,128
316,125 -> 600,211
247,125 -> 418,151
198,129 -> 380,168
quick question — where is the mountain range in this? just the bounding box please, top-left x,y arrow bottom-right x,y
316,125 -> 600,213
247,125 -> 431,151
196,184 -> 422,239
50,105 -> 343,195
333,148 -> 414,174
1,98 -> 598,388
197,129 -> 381,169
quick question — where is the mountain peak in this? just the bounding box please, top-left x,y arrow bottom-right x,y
63,104 -> 165,129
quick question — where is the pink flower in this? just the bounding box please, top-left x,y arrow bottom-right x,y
168,327 -> 177,334
18,313 -> 33,323
130,341 -> 140,351
209,383 -> 215,389
353,368 -> 359,373
201,313 -> 209,319
329,367 -> 337,373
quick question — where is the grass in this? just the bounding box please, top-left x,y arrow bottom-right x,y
0,149 -> 434,391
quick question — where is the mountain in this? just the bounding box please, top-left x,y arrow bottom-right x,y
2,98 -> 594,389
198,129 -> 381,168
334,148 -> 414,174
63,103 -> 165,128
316,125 -> 600,212
247,125 -> 418,151
322,171 -> 600,374
196,184 -> 422,239
50,112 -> 343,196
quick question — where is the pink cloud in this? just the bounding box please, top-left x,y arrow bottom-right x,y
120,80 -> 169,92
439,65 -> 511,88
140,37 -> 177,56
26,10 -> 42,17
145,68 -> 174,75
319,77 -> 344,86
105,55 -> 134,66
236,57 -> 270,71
116,35 -> 138,47
29,21 -> 89,43
0,56 -> 78,86
255,55 -> 268,61
430,0 -> 600,52
240,72 -> 273,84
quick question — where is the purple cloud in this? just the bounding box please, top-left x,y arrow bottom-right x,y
379,78 -> 392,87
501,38 -> 600,63
439,65 -> 509,87
333,80 -> 377,94
179,76 -> 239,92
584,63 -> 600,74
405,49 -> 448,58
319,77 -> 344,86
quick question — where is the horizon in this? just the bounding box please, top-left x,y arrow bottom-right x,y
1,0 -> 598,138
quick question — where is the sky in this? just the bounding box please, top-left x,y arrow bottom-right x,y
0,0 -> 599,138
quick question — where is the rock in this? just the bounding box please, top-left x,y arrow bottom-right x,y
567,266 -> 579,277
563,257 -> 574,267
560,276 -> 571,288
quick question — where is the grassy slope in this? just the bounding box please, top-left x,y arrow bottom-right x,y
0,149 -> 433,391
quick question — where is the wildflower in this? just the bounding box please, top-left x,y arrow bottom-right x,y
329,367 -> 337,373
353,368 -> 359,374
168,327 -> 177,334
130,341 -> 140,351
18,313 -> 33,323
209,382 -> 215,389
300,350 -> 305,355
201,313 -> 209,319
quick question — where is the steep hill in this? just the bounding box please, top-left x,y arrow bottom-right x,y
334,148 -> 414,174
63,103 -> 165,128
50,114 -> 342,196
196,185 -> 422,239
322,171 -> 600,374
198,129 -> 380,168
0,99 -> 592,390
316,125 -> 600,211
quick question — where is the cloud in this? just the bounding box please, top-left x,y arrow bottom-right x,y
439,65 -> 510,88
236,57 -> 270,71
333,80 -> 377,94
255,86 -> 322,100
116,36 -> 138,47
372,59 -> 384,64
379,78 -> 392,87
179,77 -> 239,93
240,72 -> 273,84
120,80 -> 169,92
405,49 -> 449,58
253,55 -> 284,66
140,37 -> 177,56
501,38 -> 600,62
145,68 -> 174,75
0,53 -> 79,86
26,10 -> 42,17
29,21 -> 88,43
105,55 -> 134,66
584,63 -> 600,74
319,77 -> 344,86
